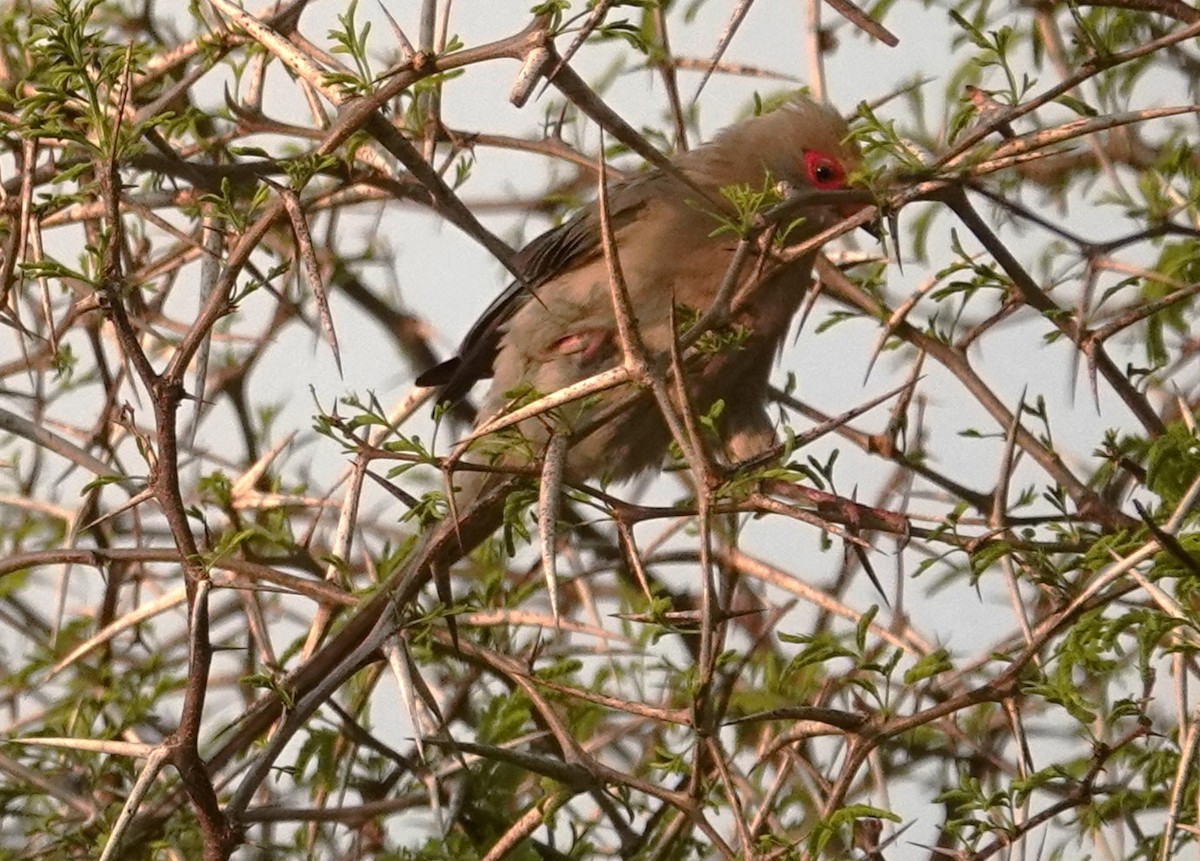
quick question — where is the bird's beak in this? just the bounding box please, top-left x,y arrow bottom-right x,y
764,189 -> 879,238
834,198 -> 882,239
859,213 -> 884,240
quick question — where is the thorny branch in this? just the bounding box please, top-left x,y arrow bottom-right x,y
0,3 -> 1197,861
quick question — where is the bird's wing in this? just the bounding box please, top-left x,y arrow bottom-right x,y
416,173 -> 667,403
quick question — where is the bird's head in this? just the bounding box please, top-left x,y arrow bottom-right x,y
687,96 -> 871,236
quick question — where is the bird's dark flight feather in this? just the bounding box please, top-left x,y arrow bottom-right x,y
417,174 -> 661,405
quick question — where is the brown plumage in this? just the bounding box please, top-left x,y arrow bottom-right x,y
206,101 -> 867,764
419,97 -> 865,493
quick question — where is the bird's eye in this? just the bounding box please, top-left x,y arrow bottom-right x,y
803,151 -> 846,190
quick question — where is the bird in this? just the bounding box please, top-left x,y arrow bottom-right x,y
208,99 -> 869,772
417,96 -> 868,501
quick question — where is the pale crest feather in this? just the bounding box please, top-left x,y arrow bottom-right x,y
678,98 -> 859,190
